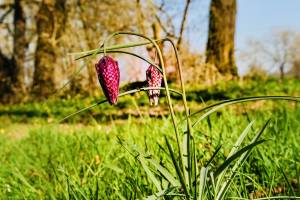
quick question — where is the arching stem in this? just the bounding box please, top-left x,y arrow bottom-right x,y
102,31 -> 188,195
58,87 -> 182,123
163,38 -> 194,191
102,32 -> 119,56
107,50 -> 162,73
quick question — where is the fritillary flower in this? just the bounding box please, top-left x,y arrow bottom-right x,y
95,56 -> 120,105
146,65 -> 162,106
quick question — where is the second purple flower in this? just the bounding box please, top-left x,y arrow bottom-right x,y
146,65 -> 162,106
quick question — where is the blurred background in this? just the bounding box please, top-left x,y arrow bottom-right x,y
1,0 -> 300,104
1,1 -> 300,199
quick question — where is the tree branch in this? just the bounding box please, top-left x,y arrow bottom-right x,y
154,14 -> 176,38
177,0 -> 191,50
0,6 -> 13,23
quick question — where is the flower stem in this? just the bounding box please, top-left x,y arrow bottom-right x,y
72,39 -> 162,60
163,38 -> 194,190
102,31 -> 187,192
58,87 -> 182,123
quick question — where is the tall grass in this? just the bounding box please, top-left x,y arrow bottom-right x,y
0,106 -> 300,199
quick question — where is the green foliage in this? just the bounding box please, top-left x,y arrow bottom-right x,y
0,102 -> 300,199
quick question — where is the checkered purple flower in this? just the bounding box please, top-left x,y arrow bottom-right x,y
95,56 -> 120,105
146,65 -> 162,106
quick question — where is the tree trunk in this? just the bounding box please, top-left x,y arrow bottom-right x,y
136,0 -> 146,35
206,0 -> 237,77
12,0 -> 27,98
0,0 -> 27,103
292,60 -> 300,78
0,52 -> 13,102
78,2 -> 98,94
32,0 -> 66,97
279,63 -> 284,81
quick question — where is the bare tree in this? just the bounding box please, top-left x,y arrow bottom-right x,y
32,0 -> 67,97
136,0 -> 146,35
12,0 -> 27,96
248,31 -> 297,81
288,33 -> 300,78
0,0 -> 28,102
177,0 -> 191,51
206,0 -> 237,77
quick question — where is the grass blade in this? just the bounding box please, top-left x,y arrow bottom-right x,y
182,132 -> 189,187
198,167 -> 209,200
205,145 -> 222,167
216,120 -> 271,200
191,96 -> 300,127
165,137 -> 189,198
216,121 -> 255,184
145,158 -> 180,187
277,164 -> 296,197
139,156 -> 162,192
227,121 -> 255,158
215,139 -> 268,177
214,121 -> 254,191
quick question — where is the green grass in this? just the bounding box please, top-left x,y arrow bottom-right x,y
0,78 -> 300,199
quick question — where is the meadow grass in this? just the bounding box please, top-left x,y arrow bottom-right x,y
0,78 -> 300,199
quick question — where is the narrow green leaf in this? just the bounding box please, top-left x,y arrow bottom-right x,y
278,164 -> 296,197
215,121 -> 255,187
215,139 -> 267,177
191,96 -> 300,127
205,145 -> 222,167
216,120 -> 271,200
146,158 -> 180,187
165,137 -> 189,198
72,39 -> 162,59
227,121 -> 255,158
198,167 -> 209,200
182,132 -> 189,186
58,87 -> 182,123
145,187 -> 182,200
139,156 -> 162,192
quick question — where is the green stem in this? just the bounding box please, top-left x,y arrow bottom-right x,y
163,38 -> 194,190
102,31 -> 187,192
58,87 -> 182,123
102,32 -> 119,56
191,96 -> 300,128
73,40 -> 163,60
106,50 -> 162,73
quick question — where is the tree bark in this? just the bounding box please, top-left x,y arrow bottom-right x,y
32,0 -> 66,97
78,2 -> 98,93
206,0 -> 237,77
136,0 -> 146,35
0,52 -> 13,102
12,0 -> 27,97
0,0 -> 27,103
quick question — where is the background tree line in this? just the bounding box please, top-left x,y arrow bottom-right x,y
1,0 -> 299,104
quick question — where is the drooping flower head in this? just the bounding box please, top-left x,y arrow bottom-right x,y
146,65 -> 162,106
95,56 -> 120,105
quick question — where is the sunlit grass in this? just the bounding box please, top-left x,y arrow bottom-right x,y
0,100 -> 299,198
0,78 -> 300,198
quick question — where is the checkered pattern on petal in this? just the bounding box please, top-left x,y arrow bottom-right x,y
146,65 -> 162,106
95,56 -> 120,105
